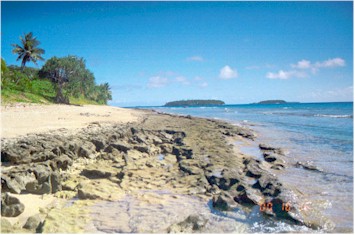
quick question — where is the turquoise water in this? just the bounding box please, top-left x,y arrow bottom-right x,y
138,102 -> 353,232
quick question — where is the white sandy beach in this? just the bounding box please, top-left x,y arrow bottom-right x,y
1,103 -> 144,139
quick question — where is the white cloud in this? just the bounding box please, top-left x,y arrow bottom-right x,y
291,58 -> 345,72
186,56 -> 204,62
266,70 -> 307,80
291,59 -> 311,69
315,58 -> 345,68
219,65 -> 238,80
147,76 -> 169,88
199,82 -> 208,88
268,57 -> 346,80
175,76 -> 190,85
194,76 -> 203,81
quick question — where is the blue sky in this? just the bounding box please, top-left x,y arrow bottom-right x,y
1,1 -> 353,106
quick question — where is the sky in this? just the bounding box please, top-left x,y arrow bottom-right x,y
1,1 -> 353,106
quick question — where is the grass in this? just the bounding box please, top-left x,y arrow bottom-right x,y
1,78 -> 101,106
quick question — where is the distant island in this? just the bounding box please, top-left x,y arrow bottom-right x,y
164,99 -> 225,107
257,100 -> 287,104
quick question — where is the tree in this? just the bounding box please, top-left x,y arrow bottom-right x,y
1,58 -> 8,76
12,32 -> 45,70
39,55 -> 111,105
94,83 -> 112,104
39,57 -> 72,104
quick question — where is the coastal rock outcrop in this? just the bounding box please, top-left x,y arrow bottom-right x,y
1,112 -> 332,233
259,143 -> 286,170
295,161 -> 323,172
1,193 -> 25,217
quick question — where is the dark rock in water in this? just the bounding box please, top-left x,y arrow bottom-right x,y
268,198 -> 296,221
212,192 -> 238,211
253,174 -> 282,197
233,128 -> 256,140
270,164 -> 285,170
263,153 -> 277,162
259,144 -> 284,155
246,162 -> 263,178
23,214 -> 42,230
205,173 -> 239,191
1,193 -> 25,217
234,191 -> 255,205
232,185 -> 262,206
295,161 -> 323,172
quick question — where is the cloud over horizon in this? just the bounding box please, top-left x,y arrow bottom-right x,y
175,76 -> 190,85
219,65 -> 238,79
147,76 -> 169,88
267,57 -> 346,79
266,70 -> 307,80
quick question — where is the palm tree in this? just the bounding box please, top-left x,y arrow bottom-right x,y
12,32 -> 45,70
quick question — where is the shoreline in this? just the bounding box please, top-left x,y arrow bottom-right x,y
1,104 -> 335,233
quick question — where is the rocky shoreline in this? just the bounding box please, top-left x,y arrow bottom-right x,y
1,110 -> 334,233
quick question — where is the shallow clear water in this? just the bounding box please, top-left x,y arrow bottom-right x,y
140,102 -> 353,232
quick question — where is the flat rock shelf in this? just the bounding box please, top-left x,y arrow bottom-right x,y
1,110 -> 333,233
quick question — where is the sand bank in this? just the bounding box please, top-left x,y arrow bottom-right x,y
1,103 -> 143,139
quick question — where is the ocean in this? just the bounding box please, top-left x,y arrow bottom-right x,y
141,102 -> 353,232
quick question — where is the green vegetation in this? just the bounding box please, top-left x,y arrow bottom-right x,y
39,56 -> 112,104
2,32 -> 112,105
12,32 -> 45,69
1,63 -> 55,104
164,99 -> 225,107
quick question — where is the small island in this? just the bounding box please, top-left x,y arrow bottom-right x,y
164,99 -> 225,107
257,100 -> 287,104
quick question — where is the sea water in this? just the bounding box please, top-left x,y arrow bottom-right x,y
145,102 -> 353,232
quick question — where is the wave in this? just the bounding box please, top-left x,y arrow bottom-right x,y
314,114 -> 353,119
261,112 -> 353,119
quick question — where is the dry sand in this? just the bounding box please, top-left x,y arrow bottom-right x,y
1,103 -> 144,139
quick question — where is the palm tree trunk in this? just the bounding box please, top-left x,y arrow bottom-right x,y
21,60 -> 26,71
